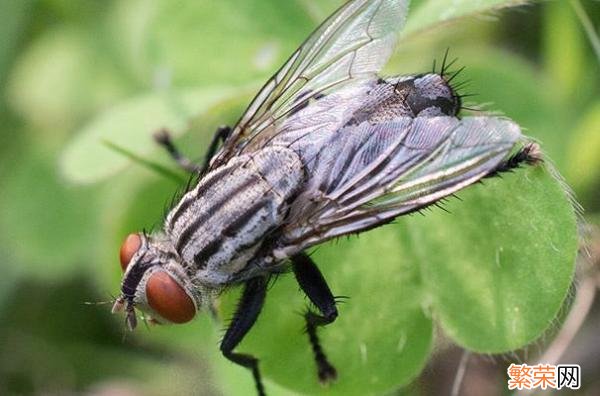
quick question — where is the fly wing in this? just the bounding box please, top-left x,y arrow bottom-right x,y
280,116 -> 524,252
210,0 -> 409,168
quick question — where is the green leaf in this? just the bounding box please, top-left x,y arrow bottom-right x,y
6,26 -> 132,136
410,165 -> 577,352
0,0 -> 33,88
101,140 -> 185,183
0,149 -> 99,280
543,0 -> 586,101
215,164 -> 576,395
405,0 -> 531,36
108,0 -> 314,87
60,87 -> 237,184
566,102 -> 600,196
0,276 -> 214,395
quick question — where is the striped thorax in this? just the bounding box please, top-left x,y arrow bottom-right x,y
113,146 -> 304,327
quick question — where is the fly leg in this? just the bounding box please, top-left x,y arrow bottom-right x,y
291,253 -> 338,383
221,276 -> 268,396
199,125 -> 231,173
153,125 -> 231,173
485,142 -> 542,178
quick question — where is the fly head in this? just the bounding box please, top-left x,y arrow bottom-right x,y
112,233 -> 200,330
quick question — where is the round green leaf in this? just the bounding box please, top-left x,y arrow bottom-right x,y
409,165 -> 578,352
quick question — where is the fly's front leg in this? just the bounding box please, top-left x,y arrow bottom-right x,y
153,125 -> 231,173
220,276 -> 268,396
291,253 -> 338,383
199,125 -> 231,174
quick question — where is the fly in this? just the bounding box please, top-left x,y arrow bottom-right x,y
112,0 -> 542,395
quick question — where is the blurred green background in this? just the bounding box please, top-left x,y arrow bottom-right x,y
0,0 -> 599,395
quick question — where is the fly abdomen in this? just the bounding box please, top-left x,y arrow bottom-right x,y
165,146 -> 304,284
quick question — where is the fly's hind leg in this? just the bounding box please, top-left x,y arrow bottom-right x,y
291,252 -> 339,384
220,276 -> 268,396
153,125 -> 231,173
485,142 -> 542,178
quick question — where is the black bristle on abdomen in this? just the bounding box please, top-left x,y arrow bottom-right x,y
486,142 -> 543,178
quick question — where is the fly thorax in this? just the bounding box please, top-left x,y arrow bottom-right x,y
345,74 -> 460,125
164,146 -> 304,285
393,73 -> 460,117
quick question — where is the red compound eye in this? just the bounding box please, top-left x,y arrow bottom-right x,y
119,233 -> 141,272
146,271 -> 196,324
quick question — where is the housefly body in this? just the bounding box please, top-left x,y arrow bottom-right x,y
112,0 -> 542,394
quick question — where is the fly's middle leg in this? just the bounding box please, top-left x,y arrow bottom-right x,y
291,252 -> 339,384
153,125 -> 231,173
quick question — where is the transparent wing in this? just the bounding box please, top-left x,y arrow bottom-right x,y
280,116 -> 524,251
210,0 -> 409,168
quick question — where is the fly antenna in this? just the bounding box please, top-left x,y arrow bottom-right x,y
84,292 -> 118,306
83,300 -> 115,306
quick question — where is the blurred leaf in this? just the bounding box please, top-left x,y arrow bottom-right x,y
109,0 -> 537,89
0,276 -> 213,395
38,0 -> 109,22
300,0 -> 535,38
60,86 -> 238,184
102,140 -> 184,184
0,148 -> 99,280
543,0 -> 586,100
405,0 -> 532,36
566,102 -> 600,195
0,0 -> 33,87
6,26 -> 132,137
0,254 -> 21,318
569,0 -> 600,66
292,0 -> 336,22
109,0 -> 314,88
